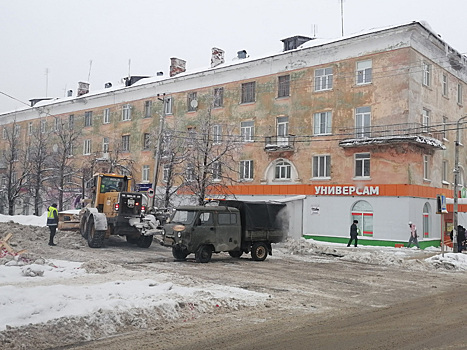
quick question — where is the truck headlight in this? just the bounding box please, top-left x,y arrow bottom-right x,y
177,232 -> 182,238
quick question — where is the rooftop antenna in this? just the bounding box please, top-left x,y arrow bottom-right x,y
128,59 -> 131,77
340,0 -> 345,37
311,23 -> 317,38
87,60 -> 93,82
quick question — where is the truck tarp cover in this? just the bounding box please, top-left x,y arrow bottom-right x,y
222,200 -> 287,231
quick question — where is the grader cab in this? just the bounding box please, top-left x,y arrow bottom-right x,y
80,173 -> 158,248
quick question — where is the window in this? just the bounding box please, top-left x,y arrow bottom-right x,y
121,135 -> 130,152
143,133 -> 151,150
313,155 -> 331,178
240,121 -> 254,142
164,97 -> 173,115
351,200 -> 373,236
41,119 -> 47,133
187,127 -> 196,147
356,60 -> 372,85
458,83 -> 463,105
355,153 -> 370,178
214,88 -> 224,107
313,111 -> 332,135
278,75 -> 290,97
84,139 -> 92,155
423,155 -> 430,180
275,160 -> 291,180
122,104 -> 131,121
240,160 -> 254,180
68,115 -> 74,130
241,82 -> 255,103
144,100 -> 152,118
314,67 -> 333,91
84,111 -> 92,127
14,124 -> 20,137
103,137 -> 109,153
443,116 -> 449,140
103,108 -> 110,124
355,106 -> 371,138
2,128 -> 6,139
218,213 -> 237,225
187,92 -> 197,112
212,162 -> 221,181
442,160 -> 449,183
142,165 -> 150,182
53,118 -> 60,132
442,74 -> 448,96
212,125 -> 222,144
28,122 -> 33,136
67,143 -> 74,157
277,116 -> 289,146
422,109 -> 430,133
422,62 -> 431,87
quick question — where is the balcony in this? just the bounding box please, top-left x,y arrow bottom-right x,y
264,135 -> 295,152
338,123 -> 445,150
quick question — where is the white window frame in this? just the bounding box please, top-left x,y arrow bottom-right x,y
278,75 -> 290,98
68,114 -> 74,130
122,104 -> 132,121
356,60 -> 372,85
14,124 -> 20,137
442,74 -> 448,96
41,119 -> 46,133
458,83 -> 463,105
422,62 -> 431,87
84,111 -> 92,127
314,67 -> 333,91
241,82 -> 256,104
103,108 -> 110,124
214,88 -> 224,107
423,155 -> 430,180
212,125 -> 222,144
83,139 -> 92,155
142,165 -> 150,182
355,106 -> 371,138
103,137 -> 109,153
275,161 -> 291,180
143,133 -> 151,150
187,92 -> 197,112
241,121 -> 254,142
164,97 -> 173,115
212,161 -> 221,181
355,153 -> 370,178
442,160 -> 449,184
422,109 -> 430,133
28,122 -> 33,136
240,160 -> 254,181
144,100 -> 152,118
121,135 -> 130,152
163,164 -> 170,182
313,111 -> 332,135
443,116 -> 449,140
313,155 -> 331,178
2,128 -> 6,139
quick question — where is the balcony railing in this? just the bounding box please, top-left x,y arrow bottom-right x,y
338,123 -> 445,150
264,135 -> 295,151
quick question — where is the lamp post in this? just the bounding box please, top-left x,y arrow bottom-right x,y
453,115 -> 467,253
152,93 -> 166,209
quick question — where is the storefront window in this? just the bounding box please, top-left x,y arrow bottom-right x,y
351,200 -> 373,237
423,202 -> 431,238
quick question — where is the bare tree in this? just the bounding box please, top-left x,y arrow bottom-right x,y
0,121 -> 31,215
180,105 -> 241,205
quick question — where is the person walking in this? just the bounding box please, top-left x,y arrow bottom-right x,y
47,203 -> 59,246
406,221 -> 420,248
457,225 -> 466,253
347,219 -> 358,247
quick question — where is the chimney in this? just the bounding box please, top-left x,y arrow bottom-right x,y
77,81 -> 90,96
237,50 -> 247,59
170,57 -> 186,77
211,47 -> 225,68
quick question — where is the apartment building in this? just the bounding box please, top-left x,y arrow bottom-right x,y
0,21 -> 466,247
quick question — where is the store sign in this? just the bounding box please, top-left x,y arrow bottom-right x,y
314,185 -> 380,196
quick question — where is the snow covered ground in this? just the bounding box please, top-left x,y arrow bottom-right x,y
1,212 -> 467,340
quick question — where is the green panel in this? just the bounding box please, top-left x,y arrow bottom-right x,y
302,235 -> 440,249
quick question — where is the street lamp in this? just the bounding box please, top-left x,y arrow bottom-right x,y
453,115 -> 467,253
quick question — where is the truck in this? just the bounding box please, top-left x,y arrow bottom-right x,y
160,200 -> 288,263
80,173 -> 159,248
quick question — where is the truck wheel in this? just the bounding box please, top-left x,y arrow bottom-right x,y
195,245 -> 212,263
80,216 -> 88,239
172,246 -> 188,261
87,216 -> 106,248
136,235 -> 153,248
229,251 -> 243,258
126,235 -> 138,244
251,242 -> 268,261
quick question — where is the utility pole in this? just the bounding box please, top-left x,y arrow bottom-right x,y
453,115 -> 467,253
152,93 -> 166,209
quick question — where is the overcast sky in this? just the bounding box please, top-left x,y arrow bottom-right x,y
1,0 -> 466,114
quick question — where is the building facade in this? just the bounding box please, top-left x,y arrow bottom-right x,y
1,21 -> 466,247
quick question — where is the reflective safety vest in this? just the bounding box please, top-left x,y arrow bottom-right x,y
47,206 -> 58,226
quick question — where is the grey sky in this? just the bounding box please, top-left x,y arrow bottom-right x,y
1,0 -> 466,114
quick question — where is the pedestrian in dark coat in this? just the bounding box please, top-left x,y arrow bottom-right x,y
458,225 -> 466,252
347,220 -> 358,247
46,203 -> 59,246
